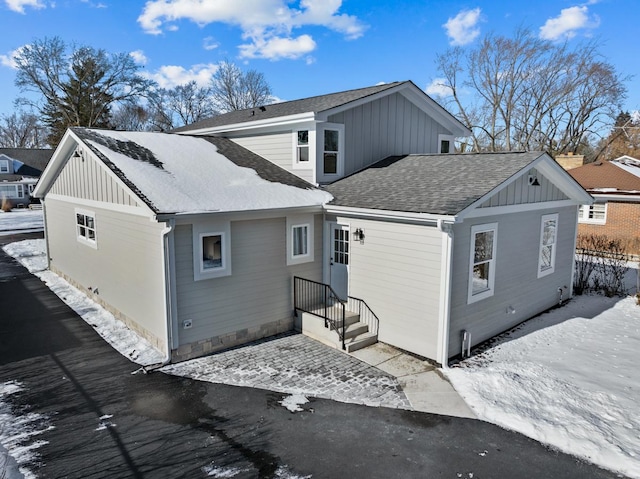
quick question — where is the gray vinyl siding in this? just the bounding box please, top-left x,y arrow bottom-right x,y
49,149 -> 142,207
328,92 -> 452,176
174,214 -> 323,345
230,132 -> 314,184
448,205 -> 577,357
44,197 -> 168,347
332,215 -> 443,358
478,169 -> 568,208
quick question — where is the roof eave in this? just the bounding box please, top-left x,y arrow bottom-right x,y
175,112 -> 316,136
324,204 -> 458,225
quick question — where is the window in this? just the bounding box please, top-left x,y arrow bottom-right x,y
296,130 -> 309,163
286,215 -> 314,265
76,209 -> 97,247
438,134 -> 455,154
468,223 -> 498,303
578,203 -> 606,224
0,160 -> 8,173
538,214 -> 558,278
0,185 -> 19,199
292,225 -> 309,257
193,221 -> 232,280
323,129 -> 339,174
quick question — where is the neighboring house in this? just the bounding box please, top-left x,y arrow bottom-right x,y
34,81 -> 591,366
568,156 -> 640,255
0,148 -> 53,207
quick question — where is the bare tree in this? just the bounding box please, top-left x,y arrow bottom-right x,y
435,28 -> 627,155
147,81 -> 218,131
0,110 -> 49,147
110,103 -> 152,131
211,61 -> 272,112
14,37 -> 155,145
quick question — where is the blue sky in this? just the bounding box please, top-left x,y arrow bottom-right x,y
0,0 -> 637,123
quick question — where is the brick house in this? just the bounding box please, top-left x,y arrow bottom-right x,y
567,156 -> 640,254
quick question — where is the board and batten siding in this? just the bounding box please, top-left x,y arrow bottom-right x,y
328,92 -> 453,176
229,132 -> 314,184
174,215 -> 323,347
49,149 -> 142,207
44,197 -> 168,349
332,215 -> 444,359
447,205 -> 577,358
478,168 -> 568,208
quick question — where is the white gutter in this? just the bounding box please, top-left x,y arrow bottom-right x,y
324,205 -> 458,225
174,112 -> 316,136
437,219 -> 455,368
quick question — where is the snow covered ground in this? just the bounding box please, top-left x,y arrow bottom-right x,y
446,266 -> 640,479
0,210 -> 43,236
2,228 -> 640,478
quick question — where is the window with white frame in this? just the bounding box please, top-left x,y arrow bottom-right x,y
286,215 -> 314,265
578,203 -> 606,224
323,129 -> 340,174
296,130 -> 309,163
0,184 -> 20,199
468,223 -> 498,303
0,159 -> 8,173
538,214 -> 558,277
438,134 -> 455,154
76,210 -> 97,247
193,222 -> 232,281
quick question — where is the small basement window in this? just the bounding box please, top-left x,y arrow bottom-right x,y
468,223 -> 498,303
76,209 -> 97,248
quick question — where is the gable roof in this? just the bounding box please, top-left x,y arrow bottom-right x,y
174,81 -> 470,137
0,148 -> 53,180
568,158 -> 640,195
36,128 -> 331,215
325,151 -> 579,216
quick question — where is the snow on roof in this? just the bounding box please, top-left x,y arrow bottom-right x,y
79,129 -> 332,214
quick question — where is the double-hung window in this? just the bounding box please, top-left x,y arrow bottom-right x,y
76,209 -> 97,247
323,129 -> 340,175
0,160 -> 8,173
538,214 -> 558,277
468,223 -> 498,303
296,130 -> 309,164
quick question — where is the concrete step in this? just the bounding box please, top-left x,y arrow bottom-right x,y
343,321 -> 369,339
345,332 -> 378,353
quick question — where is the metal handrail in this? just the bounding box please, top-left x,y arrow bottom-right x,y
293,276 -> 346,350
346,296 -> 379,337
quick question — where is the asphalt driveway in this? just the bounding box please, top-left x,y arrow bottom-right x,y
0,233 -> 628,479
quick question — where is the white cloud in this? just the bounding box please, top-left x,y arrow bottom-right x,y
239,34 -> 316,60
539,6 -> 600,41
425,78 -> 453,98
143,63 -> 219,89
137,0 -> 366,60
203,36 -> 219,51
5,0 -> 45,13
129,50 -> 148,65
0,47 -> 23,69
443,8 -> 482,46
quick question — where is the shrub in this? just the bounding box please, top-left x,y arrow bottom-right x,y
574,234 -> 630,297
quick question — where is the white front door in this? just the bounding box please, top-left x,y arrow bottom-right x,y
329,223 -> 349,301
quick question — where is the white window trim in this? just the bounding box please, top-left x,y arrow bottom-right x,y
318,123 -> 345,180
286,215 -> 314,265
193,221 -> 232,281
438,134 -> 455,154
467,223 -> 498,304
538,213 -> 559,278
75,208 -> 97,249
292,128 -> 315,170
578,203 -> 607,225
0,184 -> 20,199
0,159 -> 9,173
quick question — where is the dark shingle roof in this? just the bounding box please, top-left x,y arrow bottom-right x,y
325,151 -> 545,215
0,148 -> 53,178
174,82 -> 404,132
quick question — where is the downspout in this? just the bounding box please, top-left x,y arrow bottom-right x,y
144,218 -> 176,372
569,205 -> 580,298
41,200 -> 51,269
437,219 -> 454,368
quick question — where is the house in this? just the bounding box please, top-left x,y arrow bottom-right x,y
567,156 -> 640,255
0,148 -> 53,207
34,81 -> 591,366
